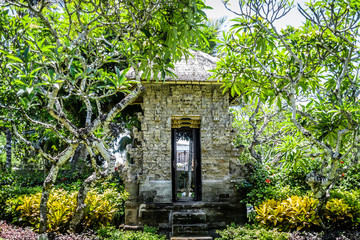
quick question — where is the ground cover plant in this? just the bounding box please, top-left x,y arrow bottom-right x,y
97,226 -> 166,240
0,220 -> 97,240
0,221 -> 168,240
0,220 -> 38,240
216,224 -> 290,240
288,230 -> 360,240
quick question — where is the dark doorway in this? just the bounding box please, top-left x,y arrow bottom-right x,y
172,128 -> 201,202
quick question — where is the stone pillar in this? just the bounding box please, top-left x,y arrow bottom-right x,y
124,180 -> 140,225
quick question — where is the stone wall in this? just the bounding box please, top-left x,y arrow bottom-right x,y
124,82 -> 245,229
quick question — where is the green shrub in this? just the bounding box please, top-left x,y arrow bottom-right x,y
329,189 -> 360,227
255,193 -> 360,231
82,188 -> 127,230
237,164 -> 308,206
11,192 -> 42,226
97,226 -> 166,240
6,187 -> 128,232
236,164 -> 275,206
255,196 -> 321,231
54,179 -> 83,192
0,185 -> 42,221
143,225 -> 159,234
337,163 -> 360,191
215,224 -> 289,240
47,189 -> 77,231
0,172 -> 15,186
324,198 -> 353,228
94,173 -> 127,226
6,189 -> 77,232
14,170 -> 45,187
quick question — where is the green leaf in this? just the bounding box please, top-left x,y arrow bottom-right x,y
115,67 -> 130,87
231,85 -> 235,97
7,55 -> 23,62
23,46 -> 30,60
14,80 -> 27,86
277,97 -> 282,110
30,67 -> 43,76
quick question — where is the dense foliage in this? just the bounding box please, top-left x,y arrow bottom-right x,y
216,0 -> 360,230
97,226 -> 166,240
0,184 -> 42,222
6,186 -> 127,232
216,224 -> 289,240
236,162 -> 307,206
255,191 -> 360,231
0,0 -> 208,236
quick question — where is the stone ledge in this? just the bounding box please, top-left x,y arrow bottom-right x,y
172,223 -> 208,237
120,224 -> 143,230
172,210 -> 207,224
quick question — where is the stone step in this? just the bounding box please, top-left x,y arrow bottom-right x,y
172,211 -> 206,224
173,202 -> 203,211
171,237 -> 213,240
172,223 -> 208,237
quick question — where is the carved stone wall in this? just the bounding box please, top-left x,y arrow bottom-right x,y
124,83 -> 245,230
130,83 -> 240,202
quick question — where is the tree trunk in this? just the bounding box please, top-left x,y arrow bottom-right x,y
69,172 -> 97,232
38,165 -> 60,240
71,144 -> 88,173
70,170 -> 111,232
5,127 -> 11,172
38,144 -> 78,240
69,140 -> 118,232
306,170 -> 333,229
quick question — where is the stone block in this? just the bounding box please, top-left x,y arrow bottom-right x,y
139,190 -> 156,202
171,237 -> 212,240
172,210 -> 206,224
139,209 -> 170,225
125,181 -> 139,201
172,224 -> 208,237
125,207 -> 139,225
139,180 -> 172,203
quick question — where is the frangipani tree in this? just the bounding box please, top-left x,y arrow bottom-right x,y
0,0 -> 207,238
214,0 -> 360,225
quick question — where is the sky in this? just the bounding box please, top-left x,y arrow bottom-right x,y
204,0 -> 307,29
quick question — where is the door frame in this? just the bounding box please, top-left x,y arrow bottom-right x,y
171,128 -> 202,202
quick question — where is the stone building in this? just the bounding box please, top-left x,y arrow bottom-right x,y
124,50 -> 247,239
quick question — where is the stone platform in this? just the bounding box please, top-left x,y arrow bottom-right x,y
125,201 -> 246,238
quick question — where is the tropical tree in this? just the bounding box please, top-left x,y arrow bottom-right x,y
0,127 -> 12,172
232,101 -> 311,168
191,16 -> 227,56
214,0 -> 360,226
0,0 -> 207,238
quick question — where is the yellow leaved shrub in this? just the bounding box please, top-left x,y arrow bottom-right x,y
255,196 -> 321,231
7,187 -> 127,232
255,194 -> 360,231
324,198 -> 353,226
